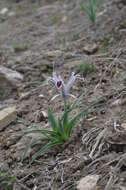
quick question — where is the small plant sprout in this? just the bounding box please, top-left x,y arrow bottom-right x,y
77,62 -> 97,76
13,41 -> 29,53
22,71 -> 86,164
80,0 -> 97,23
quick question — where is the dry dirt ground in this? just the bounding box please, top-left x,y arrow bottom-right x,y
0,0 -> 126,189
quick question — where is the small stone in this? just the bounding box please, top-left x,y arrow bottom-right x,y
17,157 -> 21,162
83,43 -> 98,54
0,8 -> 8,15
20,92 -> 31,100
121,123 -> 126,130
62,16 -> 67,23
35,110 -> 48,123
38,94 -> 44,98
0,106 -> 17,131
41,111 -> 48,118
110,99 -> 121,107
44,50 -> 62,59
97,9 -> 106,17
77,175 -> 99,190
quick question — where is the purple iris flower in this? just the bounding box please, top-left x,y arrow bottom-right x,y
49,71 -> 83,101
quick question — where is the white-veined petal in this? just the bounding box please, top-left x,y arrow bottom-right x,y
64,72 -> 75,94
52,72 -> 59,82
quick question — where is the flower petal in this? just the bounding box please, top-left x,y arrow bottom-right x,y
64,72 -> 75,94
57,81 -> 62,88
53,72 -> 59,82
52,72 -> 64,89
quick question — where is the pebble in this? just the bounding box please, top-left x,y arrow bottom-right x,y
77,175 -> 100,190
0,8 -> 8,15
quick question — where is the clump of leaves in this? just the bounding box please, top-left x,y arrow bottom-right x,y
80,0 -> 97,23
22,99 -> 85,164
13,41 -> 29,52
77,62 -> 97,76
22,95 -> 98,165
0,166 -> 15,190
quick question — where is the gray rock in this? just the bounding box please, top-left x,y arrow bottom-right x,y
0,66 -> 23,83
83,43 -> 98,54
0,66 -> 23,99
0,106 -> 17,131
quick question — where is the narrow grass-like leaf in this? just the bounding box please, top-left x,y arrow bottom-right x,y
30,141 -> 63,164
48,108 -> 59,132
58,117 -> 64,133
24,128 -> 58,136
25,128 -> 65,143
90,0 -> 96,22
80,0 -> 96,23
21,138 -> 38,162
67,114 -> 80,137
62,107 -> 69,131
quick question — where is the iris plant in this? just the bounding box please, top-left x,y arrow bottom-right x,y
22,71 -> 85,164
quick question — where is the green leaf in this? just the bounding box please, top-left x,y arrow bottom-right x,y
21,138 -> 38,162
90,0 -> 96,22
67,114 -> 79,137
58,117 -> 64,133
26,128 -> 65,143
80,0 -> 96,23
24,128 -> 57,136
30,141 -> 62,164
48,108 -> 59,132
63,107 -> 69,131
80,2 -> 90,16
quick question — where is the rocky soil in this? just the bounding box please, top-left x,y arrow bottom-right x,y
0,0 -> 126,189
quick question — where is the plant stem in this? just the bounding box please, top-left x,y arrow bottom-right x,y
61,86 -> 67,109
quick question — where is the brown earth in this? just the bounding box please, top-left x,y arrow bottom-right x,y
0,0 -> 126,189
